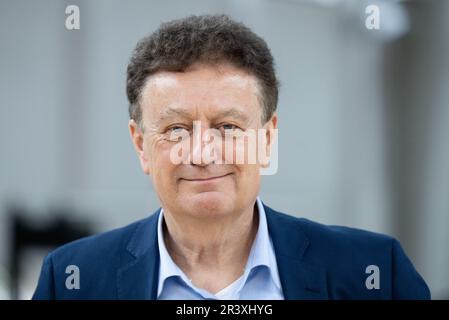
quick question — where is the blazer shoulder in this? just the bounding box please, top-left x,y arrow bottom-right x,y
48,212 -> 157,265
266,207 -> 396,276
303,218 -> 430,299
301,217 -> 394,248
268,207 -> 394,250
266,207 -> 430,299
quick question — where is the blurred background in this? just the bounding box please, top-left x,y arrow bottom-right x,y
0,0 -> 448,299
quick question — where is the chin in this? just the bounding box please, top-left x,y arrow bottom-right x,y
182,191 -> 233,217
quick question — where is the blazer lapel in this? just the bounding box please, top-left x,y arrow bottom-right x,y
117,209 -> 161,299
264,204 -> 328,299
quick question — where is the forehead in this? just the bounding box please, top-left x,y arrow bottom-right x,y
140,63 -> 261,120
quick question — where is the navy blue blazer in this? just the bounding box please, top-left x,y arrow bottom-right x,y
32,204 -> 430,299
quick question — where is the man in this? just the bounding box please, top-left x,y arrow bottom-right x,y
33,15 -> 430,300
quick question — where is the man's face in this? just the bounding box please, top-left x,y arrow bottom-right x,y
129,63 -> 277,219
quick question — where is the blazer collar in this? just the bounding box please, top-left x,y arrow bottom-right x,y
116,204 -> 328,300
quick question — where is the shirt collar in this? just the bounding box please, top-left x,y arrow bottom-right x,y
156,197 -> 282,298
244,197 -> 282,289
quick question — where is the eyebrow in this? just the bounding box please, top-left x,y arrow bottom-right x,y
157,106 -> 250,123
213,108 -> 249,123
158,107 -> 191,121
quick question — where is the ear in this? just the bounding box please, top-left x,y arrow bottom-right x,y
128,119 -> 151,175
266,112 -> 278,130
261,113 -> 278,168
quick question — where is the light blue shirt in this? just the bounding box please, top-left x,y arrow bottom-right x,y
157,197 -> 285,300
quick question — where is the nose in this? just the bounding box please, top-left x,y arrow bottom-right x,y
190,121 -> 221,166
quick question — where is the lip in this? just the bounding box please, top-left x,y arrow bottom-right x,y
181,173 -> 233,182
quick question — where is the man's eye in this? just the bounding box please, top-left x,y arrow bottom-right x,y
170,126 -> 188,133
220,124 -> 240,131
167,126 -> 189,135
166,126 -> 190,141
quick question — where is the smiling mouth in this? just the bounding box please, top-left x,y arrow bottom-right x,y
181,173 -> 233,182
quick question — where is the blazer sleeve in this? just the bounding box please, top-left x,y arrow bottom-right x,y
391,239 -> 431,299
32,253 -> 56,300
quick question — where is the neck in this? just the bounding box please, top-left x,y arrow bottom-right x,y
162,201 -> 259,293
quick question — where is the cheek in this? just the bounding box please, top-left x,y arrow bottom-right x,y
243,164 -> 261,179
148,140 -> 178,184
152,159 -> 180,202
145,135 -> 169,166
233,164 -> 260,189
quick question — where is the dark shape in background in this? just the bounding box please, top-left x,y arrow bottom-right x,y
8,205 -> 92,299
